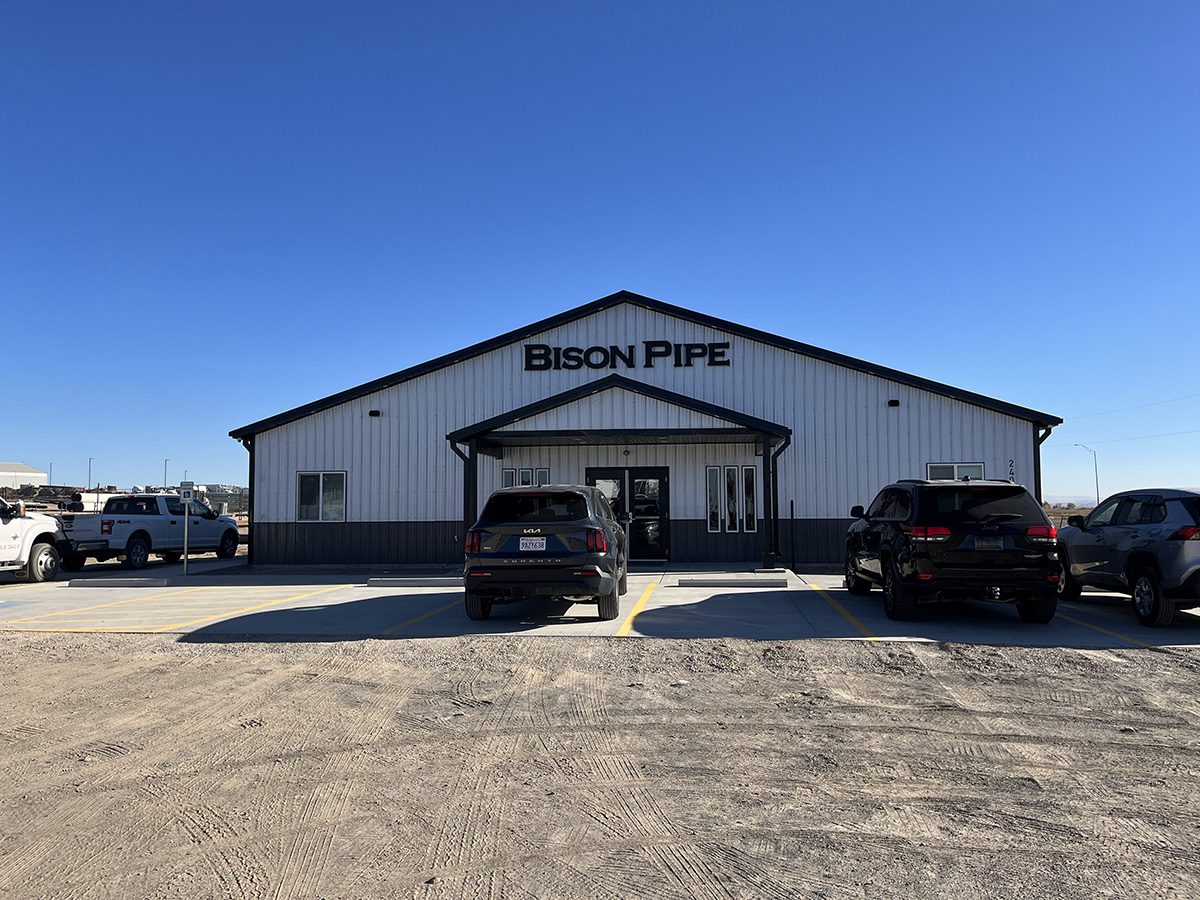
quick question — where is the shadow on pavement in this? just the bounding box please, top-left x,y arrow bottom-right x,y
177,593 -> 607,642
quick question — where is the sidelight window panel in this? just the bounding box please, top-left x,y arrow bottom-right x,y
742,467 -> 757,532
724,466 -> 739,532
706,467 -> 721,533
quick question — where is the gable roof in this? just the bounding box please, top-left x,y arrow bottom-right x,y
447,374 -> 791,445
230,289 -> 1062,439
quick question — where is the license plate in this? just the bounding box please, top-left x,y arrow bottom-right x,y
974,537 -> 1003,551
518,537 -> 546,551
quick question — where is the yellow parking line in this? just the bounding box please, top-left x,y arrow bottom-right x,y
0,587 -> 205,624
375,598 -> 463,637
1056,610 -> 1153,648
615,583 -> 657,637
803,581 -> 879,640
153,584 -> 351,632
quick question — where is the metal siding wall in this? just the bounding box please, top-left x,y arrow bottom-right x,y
498,388 -> 731,431
252,302 -> 1039,527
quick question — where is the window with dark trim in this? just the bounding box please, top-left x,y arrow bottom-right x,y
706,466 -> 721,533
297,471 -> 346,522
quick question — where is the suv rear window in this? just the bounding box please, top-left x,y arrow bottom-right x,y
480,491 -> 590,524
917,485 -> 1045,526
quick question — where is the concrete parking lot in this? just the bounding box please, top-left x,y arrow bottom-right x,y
1,563 -> 1197,648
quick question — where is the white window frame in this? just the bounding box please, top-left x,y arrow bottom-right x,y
501,468 -> 516,488
296,471 -> 347,523
535,467 -> 550,486
926,462 -> 985,480
705,466 -> 721,533
518,468 -> 534,486
741,466 -> 757,533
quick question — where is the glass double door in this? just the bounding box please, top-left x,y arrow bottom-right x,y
586,467 -> 669,561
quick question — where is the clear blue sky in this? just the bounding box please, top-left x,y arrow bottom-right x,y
4,2 -> 1197,499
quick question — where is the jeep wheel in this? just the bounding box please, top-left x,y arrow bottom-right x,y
25,543 -> 61,583
124,536 -> 150,570
1132,568 -> 1173,627
882,558 -> 916,621
597,584 -> 620,621
464,590 -> 492,621
216,530 -> 239,559
1016,593 -> 1057,624
844,552 -> 873,595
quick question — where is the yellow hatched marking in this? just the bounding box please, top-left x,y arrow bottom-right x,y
0,587 -> 204,624
802,581 -> 879,640
153,584 -> 351,632
375,598 -> 462,636
615,582 -> 657,637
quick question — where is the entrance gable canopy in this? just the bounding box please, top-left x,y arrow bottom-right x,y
447,374 -> 790,450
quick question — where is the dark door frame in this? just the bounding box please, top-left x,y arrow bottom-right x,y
586,466 -> 670,561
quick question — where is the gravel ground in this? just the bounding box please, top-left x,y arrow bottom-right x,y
1,633 -> 1198,899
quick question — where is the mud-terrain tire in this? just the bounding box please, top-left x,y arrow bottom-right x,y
464,590 -> 492,621
597,584 -> 620,621
882,556 -> 917,621
24,543 -> 61,583
1057,553 -> 1082,601
1132,567 -> 1173,627
216,530 -> 239,559
60,553 -> 87,572
124,536 -> 150,570
845,552 -> 873,595
1016,593 -> 1057,624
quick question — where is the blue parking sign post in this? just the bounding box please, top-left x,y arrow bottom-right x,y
180,482 -> 195,576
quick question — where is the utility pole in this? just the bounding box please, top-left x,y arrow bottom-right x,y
1074,444 -> 1100,506
164,458 -> 170,491
48,462 -> 52,486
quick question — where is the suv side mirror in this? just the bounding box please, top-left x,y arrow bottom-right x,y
850,505 -> 866,519
1067,515 -> 1085,529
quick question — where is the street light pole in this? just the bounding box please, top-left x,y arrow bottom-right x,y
87,457 -> 95,511
1075,444 -> 1100,506
164,458 -> 170,491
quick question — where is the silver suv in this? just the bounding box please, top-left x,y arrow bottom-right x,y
1057,489 -> 1200,626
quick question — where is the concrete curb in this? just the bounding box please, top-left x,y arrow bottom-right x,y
69,577 -> 170,588
366,577 -> 463,588
675,576 -> 791,588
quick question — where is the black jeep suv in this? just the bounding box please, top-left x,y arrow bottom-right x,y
463,485 -> 629,621
845,479 -> 1060,622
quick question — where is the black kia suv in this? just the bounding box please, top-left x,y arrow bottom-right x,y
463,485 -> 629,621
845,479 -> 1060,622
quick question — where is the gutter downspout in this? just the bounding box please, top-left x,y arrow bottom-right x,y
448,439 -> 471,544
1034,424 -> 1054,503
240,437 -> 255,565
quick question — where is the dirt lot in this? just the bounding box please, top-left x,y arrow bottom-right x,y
2,633 -> 1199,899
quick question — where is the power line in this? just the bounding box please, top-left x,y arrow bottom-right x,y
1060,427 -> 1200,446
1070,391 -> 1200,419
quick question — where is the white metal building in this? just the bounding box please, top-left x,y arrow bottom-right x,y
0,462 -> 49,490
230,291 -> 1061,566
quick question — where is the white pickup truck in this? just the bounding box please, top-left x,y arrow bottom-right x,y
59,493 -> 241,571
0,498 -> 68,582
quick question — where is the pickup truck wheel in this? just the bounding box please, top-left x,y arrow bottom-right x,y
618,559 -> 628,596
1057,554 -> 1082,601
845,552 -> 873,595
216,531 -> 239,559
597,584 -> 620,621
124,536 -> 150,570
464,590 -> 492,621
1016,593 -> 1057,623
25,543 -> 61,582
1132,568 -> 1174,627
61,553 -> 87,572
161,551 -> 182,564
882,557 -> 917,621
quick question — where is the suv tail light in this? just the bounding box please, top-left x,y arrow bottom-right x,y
464,530 -> 482,554
1026,525 -> 1057,544
904,525 -> 951,542
101,519 -> 113,536
586,529 -> 607,553
1169,526 -> 1200,541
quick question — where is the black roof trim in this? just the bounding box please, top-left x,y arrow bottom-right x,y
447,374 -> 791,444
230,289 -> 1062,438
